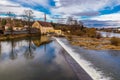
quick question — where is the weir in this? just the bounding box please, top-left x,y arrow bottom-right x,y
55,38 -> 110,80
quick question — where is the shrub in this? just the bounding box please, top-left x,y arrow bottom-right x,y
67,35 -> 72,41
96,33 -> 102,39
110,37 -> 120,46
86,28 -> 97,38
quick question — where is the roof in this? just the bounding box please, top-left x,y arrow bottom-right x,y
37,21 -> 53,27
5,23 -> 11,27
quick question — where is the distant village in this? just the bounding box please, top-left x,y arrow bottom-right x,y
0,13 -> 84,36
1,11 -> 120,40
0,18 -> 63,35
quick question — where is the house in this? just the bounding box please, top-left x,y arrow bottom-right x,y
5,23 -> 11,30
13,27 -> 23,31
32,21 -> 64,35
54,29 -> 62,35
32,21 -> 54,34
117,27 -> 120,31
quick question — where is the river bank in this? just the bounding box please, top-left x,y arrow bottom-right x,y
0,33 -> 40,41
66,35 -> 120,50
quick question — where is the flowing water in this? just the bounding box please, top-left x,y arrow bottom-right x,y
0,36 -> 78,80
56,38 -> 120,80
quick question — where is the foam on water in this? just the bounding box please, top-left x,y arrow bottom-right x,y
55,38 -> 111,80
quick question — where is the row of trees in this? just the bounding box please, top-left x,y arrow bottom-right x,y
51,17 -> 99,38
0,10 -> 34,35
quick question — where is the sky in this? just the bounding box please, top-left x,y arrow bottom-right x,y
0,0 -> 120,28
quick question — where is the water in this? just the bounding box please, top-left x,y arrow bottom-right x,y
56,38 -> 120,80
99,31 -> 120,38
0,36 -> 78,80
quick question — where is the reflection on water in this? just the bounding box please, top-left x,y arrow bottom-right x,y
0,36 -> 78,80
32,36 -> 50,47
99,31 -> 120,38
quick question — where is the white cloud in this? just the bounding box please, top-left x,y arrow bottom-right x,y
90,12 -> 120,21
0,0 -> 20,6
13,0 -> 49,7
51,0 -> 120,16
1,0 -> 120,24
82,20 -> 120,28
0,0 -> 47,19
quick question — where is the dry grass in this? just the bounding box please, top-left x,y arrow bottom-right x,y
69,36 -> 120,50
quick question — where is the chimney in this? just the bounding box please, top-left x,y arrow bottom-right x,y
44,13 -> 46,22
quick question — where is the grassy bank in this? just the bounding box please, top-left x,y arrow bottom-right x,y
0,33 -> 40,41
66,35 -> 120,50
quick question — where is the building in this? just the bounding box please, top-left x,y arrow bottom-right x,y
54,29 -> 62,35
117,27 -> 120,31
5,23 -> 11,30
32,21 -> 54,34
32,21 -> 63,35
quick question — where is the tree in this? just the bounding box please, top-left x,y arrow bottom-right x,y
1,19 -> 6,30
1,19 -> 6,26
7,12 -> 16,35
24,10 -> 34,34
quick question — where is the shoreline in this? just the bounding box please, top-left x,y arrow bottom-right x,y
66,35 -> 120,50
0,33 -> 40,41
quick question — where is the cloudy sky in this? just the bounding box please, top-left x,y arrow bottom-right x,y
0,0 -> 120,28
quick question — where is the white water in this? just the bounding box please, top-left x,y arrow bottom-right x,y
55,38 -> 111,80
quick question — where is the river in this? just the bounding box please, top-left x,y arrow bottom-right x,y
0,36 -> 78,80
0,35 -> 120,80
99,31 -> 120,38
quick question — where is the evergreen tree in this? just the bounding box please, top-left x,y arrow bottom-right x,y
1,19 -> 6,26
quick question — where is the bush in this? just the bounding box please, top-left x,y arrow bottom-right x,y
67,35 -> 72,41
96,33 -> 102,39
86,28 -> 97,38
110,37 -> 120,46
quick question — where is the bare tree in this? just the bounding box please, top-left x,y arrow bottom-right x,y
24,10 -> 34,34
7,12 -> 13,35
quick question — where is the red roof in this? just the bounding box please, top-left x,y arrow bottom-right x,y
38,21 -> 53,27
5,23 -> 11,27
